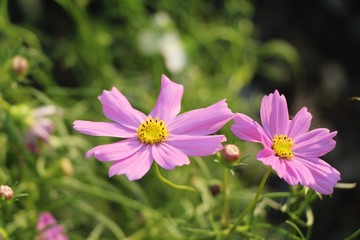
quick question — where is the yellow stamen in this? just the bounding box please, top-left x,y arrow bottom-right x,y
137,117 -> 169,144
272,134 -> 294,159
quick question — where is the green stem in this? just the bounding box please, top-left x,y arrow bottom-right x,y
229,167 -> 272,234
345,228 -> 360,240
286,220 -> 306,240
223,167 -> 230,227
154,164 -> 197,192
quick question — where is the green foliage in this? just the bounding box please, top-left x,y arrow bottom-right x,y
0,0 -> 342,239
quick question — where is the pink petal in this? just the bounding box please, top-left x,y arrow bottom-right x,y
257,148 -> 287,179
257,149 -> 314,186
38,225 -> 68,240
73,120 -> 136,138
296,157 -> 340,194
32,119 -> 53,141
152,142 -> 190,169
231,113 -> 272,147
33,105 -> 57,118
167,99 -> 233,135
293,129 -> 337,157
37,212 -> 57,230
86,138 -> 143,161
281,158 -> 315,186
287,107 -> 312,138
149,75 -> 183,122
257,148 -> 340,194
260,94 -> 272,136
98,87 -> 147,128
165,134 -> 226,156
108,145 -> 153,180
260,90 -> 290,137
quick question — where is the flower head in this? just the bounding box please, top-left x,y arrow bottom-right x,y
36,212 -> 68,240
74,75 -> 233,180
25,106 -> 57,153
231,90 -> 340,195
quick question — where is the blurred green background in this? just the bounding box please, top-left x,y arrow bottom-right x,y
0,0 -> 359,239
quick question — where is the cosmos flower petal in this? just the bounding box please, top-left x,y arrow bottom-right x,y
288,107 -> 312,138
268,90 -> 290,136
231,113 -> 271,146
31,126 -> 50,142
38,225 -> 68,240
86,138 -> 143,161
37,212 -> 69,240
165,134 -> 226,156
108,145 -> 153,180
281,158 -> 315,186
33,105 -> 58,118
293,129 -> 337,157
149,75 -> 184,122
32,120 -> 53,141
152,143 -> 190,169
37,212 -> 57,231
99,87 -> 147,128
296,157 -> 341,194
260,94 -> 272,136
168,99 -> 233,135
257,148 -> 287,179
73,120 -> 137,138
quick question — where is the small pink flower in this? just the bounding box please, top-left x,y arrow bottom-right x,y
74,75 -> 233,180
26,106 -> 57,153
231,90 -> 340,195
36,212 -> 68,240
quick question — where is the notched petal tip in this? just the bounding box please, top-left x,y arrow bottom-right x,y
73,120 -> 79,128
149,74 -> 184,122
99,87 -> 117,100
219,98 -> 235,117
161,74 -> 184,89
161,74 -> 171,82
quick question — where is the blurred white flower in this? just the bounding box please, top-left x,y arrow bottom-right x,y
159,32 -> 187,73
138,12 -> 187,73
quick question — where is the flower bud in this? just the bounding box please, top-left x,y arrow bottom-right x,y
221,144 -> 240,162
0,185 -> 14,200
12,55 -> 29,75
60,158 -> 74,177
210,184 -> 221,196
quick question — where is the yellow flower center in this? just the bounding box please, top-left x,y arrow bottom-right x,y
272,134 -> 294,159
137,117 -> 169,144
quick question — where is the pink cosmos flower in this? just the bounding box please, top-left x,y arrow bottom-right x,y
36,212 -> 68,240
231,90 -> 340,195
74,75 -> 233,180
26,106 -> 57,153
